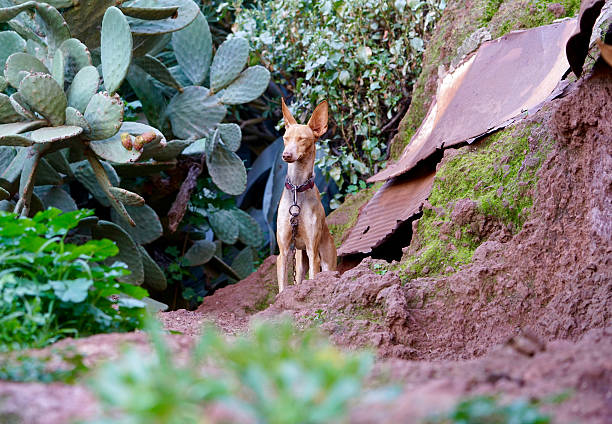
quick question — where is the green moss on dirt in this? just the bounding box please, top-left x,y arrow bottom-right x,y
327,182 -> 383,247
393,0 -> 579,161
398,120 -> 554,280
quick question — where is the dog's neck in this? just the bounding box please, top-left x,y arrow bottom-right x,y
286,144 -> 315,185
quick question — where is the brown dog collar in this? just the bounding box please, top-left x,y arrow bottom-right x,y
285,176 -> 315,192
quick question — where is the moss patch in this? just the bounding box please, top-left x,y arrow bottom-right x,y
398,120 -> 554,280
393,0 -> 579,161
327,182 -> 383,248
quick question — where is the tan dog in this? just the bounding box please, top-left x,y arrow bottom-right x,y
276,98 -> 337,292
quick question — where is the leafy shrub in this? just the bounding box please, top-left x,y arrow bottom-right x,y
235,0 -> 446,205
0,348 -> 88,383
428,395 -> 551,424
86,319 -> 396,424
0,208 -> 147,351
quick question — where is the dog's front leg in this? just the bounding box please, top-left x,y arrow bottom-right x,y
276,249 -> 289,292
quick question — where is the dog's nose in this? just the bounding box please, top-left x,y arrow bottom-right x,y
282,152 -> 293,162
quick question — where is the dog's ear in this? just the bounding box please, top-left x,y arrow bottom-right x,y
307,100 -> 328,138
281,98 -> 297,127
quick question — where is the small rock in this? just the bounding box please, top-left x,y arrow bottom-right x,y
454,229 -> 462,240
422,266 -> 430,275
445,266 -> 455,274
546,3 -> 565,18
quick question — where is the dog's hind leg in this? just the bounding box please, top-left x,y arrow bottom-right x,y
319,228 -> 337,272
295,249 -> 309,284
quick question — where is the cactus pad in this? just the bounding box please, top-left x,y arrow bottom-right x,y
59,38 -> 92,74
120,5 -> 178,20
138,246 -> 167,291
206,142 -> 247,196
111,203 -> 163,244
0,31 -> 26,69
108,186 -> 145,206
10,92 -> 36,120
67,65 -> 99,113
35,186 -> 77,212
34,158 -> 63,186
0,186 -> 9,201
219,65 -> 270,105
0,134 -> 33,147
0,147 -> 27,187
71,158 -> 120,207
217,123 -> 241,152
0,76 -> 6,92
183,239 -> 216,266
166,86 -> 226,139
232,208 -> 264,247
83,92 -> 124,140
0,93 -> 22,124
119,121 -> 166,153
30,125 -> 82,143
51,49 -> 64,87
134,55 -> 182,91
34,2 -> 70,51
142,139 -> 189,161
19,73 -> 67,126
209,209 -> 239,244
181,138 -> 207,156
0,2 -> 36,23
92,220 -> 144,285
89,132 -> 144,163
65,106 -> 92,132
4,52 -> 50,88
231,247 -> 255,280
0,120 -> 46,136
172,11 -> 211,85
125,0 -> 199,35
209,37 -> 249,92
101,7 -> 132,95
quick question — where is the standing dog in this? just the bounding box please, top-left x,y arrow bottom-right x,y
276,98 -> 337,292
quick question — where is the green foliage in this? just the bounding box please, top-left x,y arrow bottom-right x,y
0,208 -> 147,351
0,348 -> 88,383
86,319 -> 394,424
400,123 -> 553,280
428,395 -> 551,424
235,0 -> 445,204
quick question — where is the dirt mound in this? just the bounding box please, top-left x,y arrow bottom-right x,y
254,63 -> 612,362
353,326 -> 612,423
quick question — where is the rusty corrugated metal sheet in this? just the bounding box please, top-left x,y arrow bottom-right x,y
566,0 -> 606,77
338,168 -> 435,256
368,19 -> 576,183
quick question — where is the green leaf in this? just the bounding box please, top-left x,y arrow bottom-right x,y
49,278 -> 93,303
101,6 -> 133,95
